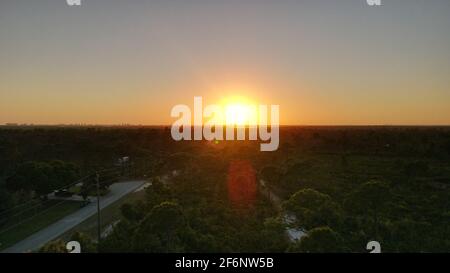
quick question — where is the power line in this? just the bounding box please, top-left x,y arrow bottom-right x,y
3,197 -> 56,220
0,176 -> 88,218
0,174 -> 124,238
0,168 -> 121,217
0,199 -> 69,235
0,173 -> 93,217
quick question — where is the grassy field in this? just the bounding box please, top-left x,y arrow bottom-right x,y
0,200 -> 82,250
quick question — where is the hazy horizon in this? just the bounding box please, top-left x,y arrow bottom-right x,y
2,122 -> 450,127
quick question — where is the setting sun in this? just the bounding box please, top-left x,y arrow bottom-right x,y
220,96 -> 258,126
225,104 -> 255,126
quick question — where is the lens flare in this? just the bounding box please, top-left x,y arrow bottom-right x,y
227,160 -> 257,209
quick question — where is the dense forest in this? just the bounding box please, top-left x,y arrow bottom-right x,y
1,126 -> 449,252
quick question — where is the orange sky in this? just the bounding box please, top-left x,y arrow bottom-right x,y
1,1 -> 449,125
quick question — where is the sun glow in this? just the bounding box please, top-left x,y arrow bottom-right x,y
171,96 -> 280,151
224,104 -> 253,126
220,96 -> 258,126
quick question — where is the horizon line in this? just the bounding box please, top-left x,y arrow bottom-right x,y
2,123 -> 450,127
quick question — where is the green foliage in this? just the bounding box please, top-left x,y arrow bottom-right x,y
344,180 -> 390,213
120,201 -> 146,223
284,188 -> 341,230
402,161 -> 430,177
289,226 -> 346,253
260,165 -> 282,186
148,202 -> 185,235
131,202 -> 186,252
38,239 -> 67,253
259,217 -> 289,252
1,127 -> 449,253
344,180 -> 390,238
70,232 -> 96,253
100,220 -> 136,252
0,186 -> 13,214
6,160 -> 79,196
38,232 -> 95,253
145,177 -> 172,208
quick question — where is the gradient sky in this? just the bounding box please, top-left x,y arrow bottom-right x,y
1,0 -> 449,125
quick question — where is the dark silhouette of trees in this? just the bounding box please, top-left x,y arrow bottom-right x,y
39,232 -> 96,253
284,188 -> 341,230
6,160 -> 79,197
344,180 -> 391,238
260,165 -> 282,186
289,226 -> 346,253
133,202 -> 186,252
1,126 -> 449,253
38,239 -> 67,253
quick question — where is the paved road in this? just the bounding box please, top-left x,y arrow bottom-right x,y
2,181 -> 145,253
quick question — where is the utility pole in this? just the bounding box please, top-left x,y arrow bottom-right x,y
96,172 -> 101,248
